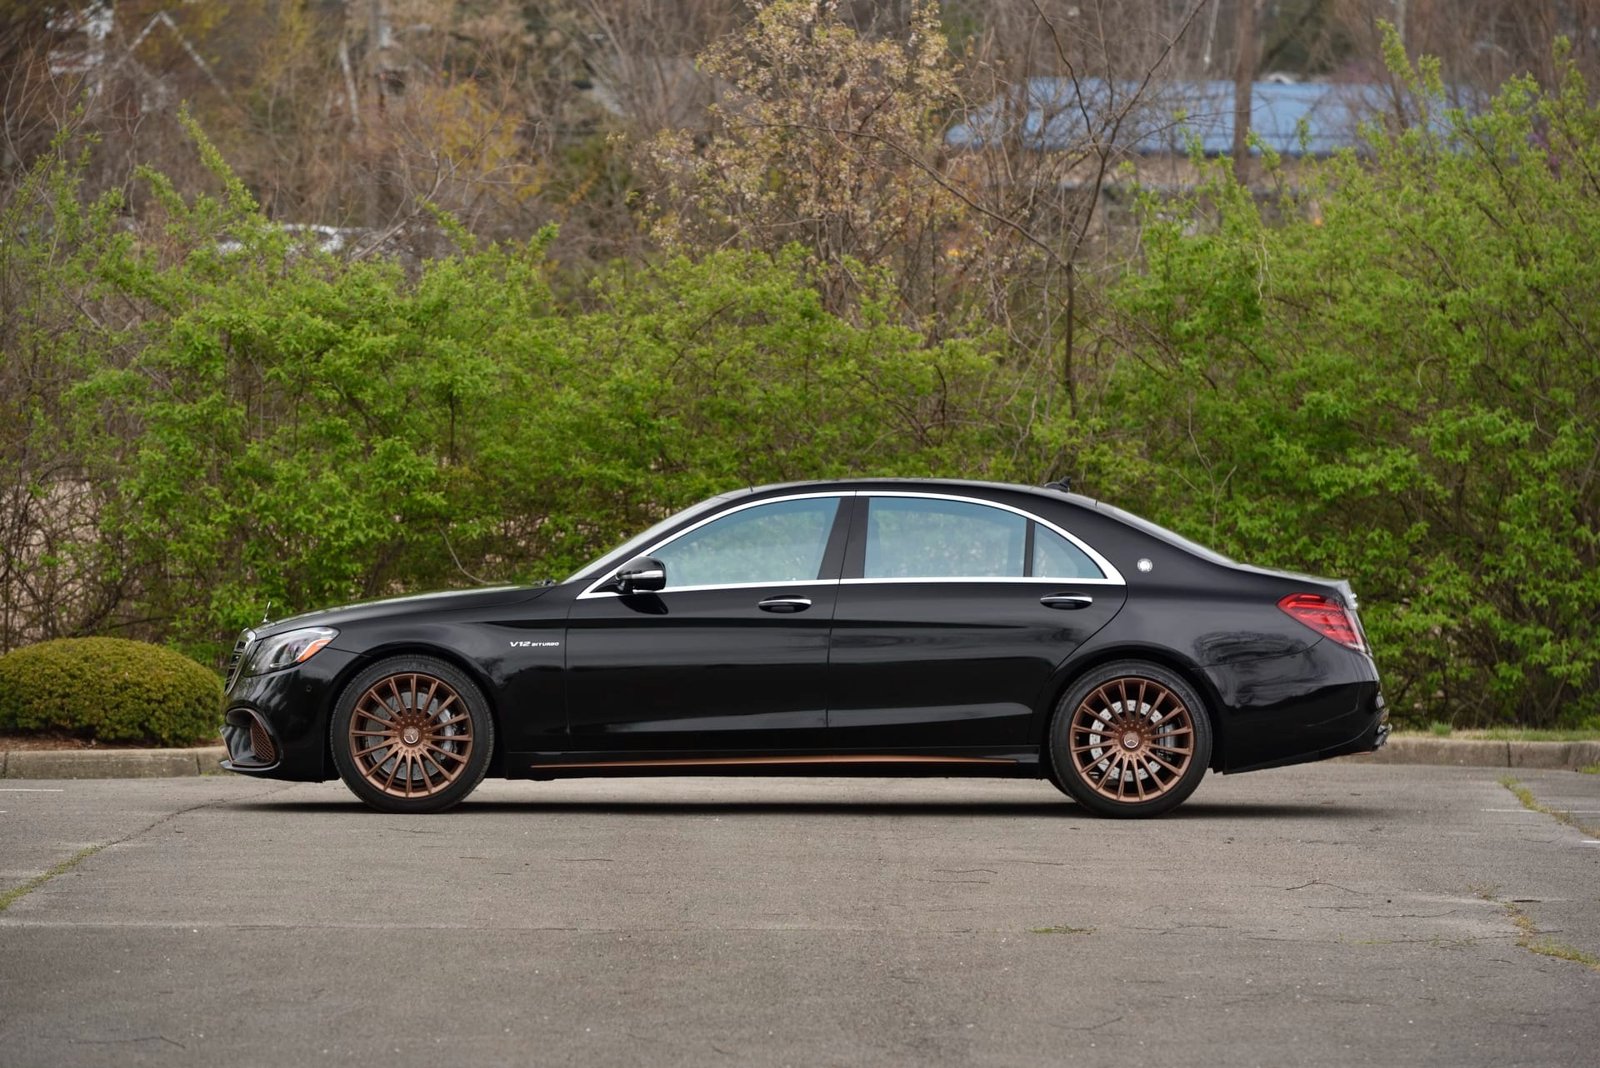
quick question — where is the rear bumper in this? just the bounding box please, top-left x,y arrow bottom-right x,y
1207,641 -> 1388,774
1284,693 -> 1390,766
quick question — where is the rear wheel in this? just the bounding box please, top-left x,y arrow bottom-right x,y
330,656 -> 493,813
1047,661 -> 1212,818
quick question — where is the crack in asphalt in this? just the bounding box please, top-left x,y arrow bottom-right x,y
0,781 -> 298,914
1478,779 -> 1600,973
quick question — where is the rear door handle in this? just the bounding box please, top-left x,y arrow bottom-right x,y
758,596 -> 812,613
1040,594 -> 1093,610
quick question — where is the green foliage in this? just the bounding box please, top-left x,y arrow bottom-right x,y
4,119 -> 1028,663
1105,37 -> 1600,727
5,30 -> 1599,733
73,177 -> 564,656
0,127 -> 137,652
0,638 -> 222,745
495,249 -> 1013,569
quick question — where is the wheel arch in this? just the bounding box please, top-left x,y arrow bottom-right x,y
319,642 -> 507,779
1036,643 -> 1229,781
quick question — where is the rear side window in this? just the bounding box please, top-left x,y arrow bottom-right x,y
1032,525 -> 1105,579
864,498 -> 1026,578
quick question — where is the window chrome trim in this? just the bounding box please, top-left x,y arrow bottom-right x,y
578,492 -> 852,599
856,491 -> 1125,585
838,576 -> 1117,586
578,487 -> 1125,598
610,579 -> 839,596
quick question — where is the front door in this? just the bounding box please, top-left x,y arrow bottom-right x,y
564,494 -> 849,750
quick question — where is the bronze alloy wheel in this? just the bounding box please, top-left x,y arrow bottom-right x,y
1047,660 -> 1213,817
332,655 -> 494,813
1068,676 -> 1194,802
347,672 -> 475,799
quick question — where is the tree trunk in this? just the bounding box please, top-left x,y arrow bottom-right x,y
1232,0 -> 1257,186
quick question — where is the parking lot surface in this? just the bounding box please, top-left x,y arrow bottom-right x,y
1,764 -> 1597,1067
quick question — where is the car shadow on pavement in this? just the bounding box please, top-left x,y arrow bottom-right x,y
224,797 -> 1378,820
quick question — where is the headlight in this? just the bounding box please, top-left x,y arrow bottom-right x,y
243,627 -> 337,676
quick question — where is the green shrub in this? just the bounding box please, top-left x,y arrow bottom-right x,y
0,638 -> 222,745
1103,40 -> 1600,727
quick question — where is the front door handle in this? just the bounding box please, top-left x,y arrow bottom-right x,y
758,596 -> 812,613
1040,593 -> 1094,610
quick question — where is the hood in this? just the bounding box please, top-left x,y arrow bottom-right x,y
255,584 -> 552,637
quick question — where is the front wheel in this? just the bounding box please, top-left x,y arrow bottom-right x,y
330,656 -> 494,813
1047,661 -> 1212,818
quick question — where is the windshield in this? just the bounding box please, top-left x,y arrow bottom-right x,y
561,489 -> 752,585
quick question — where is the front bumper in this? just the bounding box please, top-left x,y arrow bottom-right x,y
220,647 -> 360,781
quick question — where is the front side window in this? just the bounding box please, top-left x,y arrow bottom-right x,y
864,497 -> 1026,579
651,497 -> 840,588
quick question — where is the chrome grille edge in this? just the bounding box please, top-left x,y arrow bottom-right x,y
225,629 -> 255,693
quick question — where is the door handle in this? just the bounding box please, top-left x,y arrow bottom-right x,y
758,596 -> 812,613
1040,593 -> 1093,610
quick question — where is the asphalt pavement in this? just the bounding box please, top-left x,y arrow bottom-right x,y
1,765 -> 1597,1067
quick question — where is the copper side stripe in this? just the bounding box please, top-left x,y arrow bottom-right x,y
537,754 -> 1018,771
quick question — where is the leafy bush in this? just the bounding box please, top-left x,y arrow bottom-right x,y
4,39 -> 1598,731
2,119 -> 1043,663
1102,38 -> 1600,727
0,638 -> 222,745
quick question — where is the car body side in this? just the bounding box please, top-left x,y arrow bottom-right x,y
220,480 -> 1385,785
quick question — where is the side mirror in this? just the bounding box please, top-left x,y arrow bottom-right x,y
613,556 -> 667,594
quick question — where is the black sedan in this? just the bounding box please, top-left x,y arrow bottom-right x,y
220,479 -> 1388,817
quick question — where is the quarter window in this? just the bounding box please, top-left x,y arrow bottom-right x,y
1032,525 -> 1105,580
651,497 -> 840,588
864,498 -> 1026,579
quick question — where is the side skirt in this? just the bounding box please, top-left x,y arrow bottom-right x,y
513,748 -> 1042,781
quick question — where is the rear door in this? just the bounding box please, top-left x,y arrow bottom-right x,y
827,493 -> 1126,747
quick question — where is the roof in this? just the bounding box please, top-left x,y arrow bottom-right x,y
947,78 -> 1397,158
736,476 -> 1084,504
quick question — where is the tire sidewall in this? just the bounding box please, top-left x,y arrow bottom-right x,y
1048,659 -> 1213,818
330,655 -> 494,814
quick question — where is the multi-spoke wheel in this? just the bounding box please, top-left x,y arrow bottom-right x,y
331,656 -> 493,813
1046,661 -> 1212,818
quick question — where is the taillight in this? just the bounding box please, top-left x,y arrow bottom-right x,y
1278,593 -> 1365,651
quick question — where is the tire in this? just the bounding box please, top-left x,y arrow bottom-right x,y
1047,660 -> 1213,818
330,656 -> 494,813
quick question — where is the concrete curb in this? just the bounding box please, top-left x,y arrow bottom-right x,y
1,746 -> 226,779
1340,737 -> 1600,771
0,739 -> 1595,779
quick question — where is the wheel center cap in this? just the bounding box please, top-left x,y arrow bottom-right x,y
1121,730 -> 1141,751
402,726 -> 421,746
